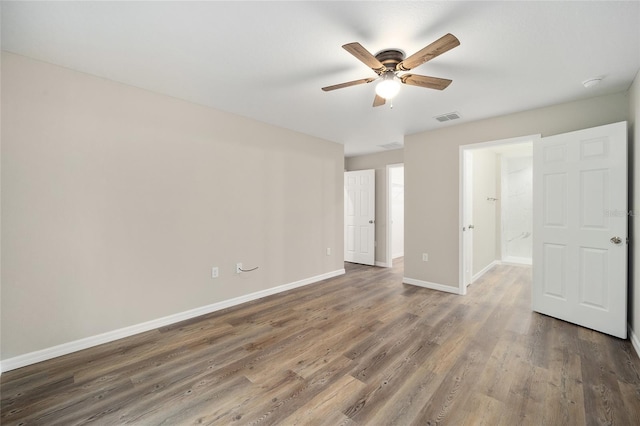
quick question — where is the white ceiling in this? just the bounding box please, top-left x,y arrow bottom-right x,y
2,1 -> 639,157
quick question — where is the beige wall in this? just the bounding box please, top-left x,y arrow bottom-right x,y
405,92 -> 629,288
471,150 -> 498,275
345,149 -> 403,265
630,69 -> 640,340
0,48 -> 3,361
1,52 -> 344,360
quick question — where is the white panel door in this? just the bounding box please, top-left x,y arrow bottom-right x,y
345,170 -> 375,265
533,121 -> 627,338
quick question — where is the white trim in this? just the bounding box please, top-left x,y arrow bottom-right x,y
392,251 -> 404,259
500,154 -> 507,262
472,260 -> 500,282
629,324 -> 640,359
459,150 -> 472,296
459,134 -> 542,296
0,268 -> 345,373
403,277 -> 462,295
375,261 -> 391,268
501,256 -> 532,266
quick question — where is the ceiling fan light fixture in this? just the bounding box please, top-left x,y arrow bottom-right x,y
375,73 -> 401,99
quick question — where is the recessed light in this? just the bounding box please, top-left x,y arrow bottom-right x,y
582,77 -> 602,88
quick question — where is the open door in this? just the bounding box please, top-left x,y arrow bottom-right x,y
533,121 -> 627,338
345,170 -> 375,265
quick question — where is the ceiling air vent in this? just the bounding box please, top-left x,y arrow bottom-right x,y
434,111 -> 461,122
378,142 -> 403,150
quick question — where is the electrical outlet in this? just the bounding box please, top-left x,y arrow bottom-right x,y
326,248 -> 331,256
211,267 -> 219,278
422,253 -> 428,262
236,263 -> 243,274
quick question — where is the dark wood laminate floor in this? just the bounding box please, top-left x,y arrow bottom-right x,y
2,259 -> 640,425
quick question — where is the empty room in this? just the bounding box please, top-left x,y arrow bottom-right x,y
2,1 -> 640,424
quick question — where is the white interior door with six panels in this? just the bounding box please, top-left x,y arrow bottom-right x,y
344,170 -> 375,266
533,121 -> 627,338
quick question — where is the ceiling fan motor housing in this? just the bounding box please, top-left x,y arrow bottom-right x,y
375,49 -> 405,72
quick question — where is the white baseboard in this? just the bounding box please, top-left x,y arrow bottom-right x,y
402,277 -> 461,295
472,260 -> 499,282
375,261 -> 391,268
0,268 -> 345,373
392,252 -> 404,259
502,256 -> 532,265
629,324 -> 640,359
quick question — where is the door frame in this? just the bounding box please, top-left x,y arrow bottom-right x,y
459,134 -> 541,295
386,163 -> 404,267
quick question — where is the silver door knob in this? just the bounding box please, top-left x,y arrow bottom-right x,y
369,220 -> 374,224
610,236 -> 622,244
468,225 -> 475,229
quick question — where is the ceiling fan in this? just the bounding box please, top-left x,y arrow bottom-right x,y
322,33 -> 460,107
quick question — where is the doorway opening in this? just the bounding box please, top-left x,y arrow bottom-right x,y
459,134 -> 540,295
387,164 -> 404,267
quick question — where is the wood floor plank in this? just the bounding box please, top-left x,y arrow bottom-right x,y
340,321 -> 440,424
579,333 -> 633,426
473,333 -> 523,404
356,365 -> 445,425
287,318 -> 383,381
446,392 -> 507,426
618,379 -> 640,426
278,373 -> 366,425
223,355 -> 354,425
410,346 -> 489,425
2,258 -> 640,425
542,317 -> 586,426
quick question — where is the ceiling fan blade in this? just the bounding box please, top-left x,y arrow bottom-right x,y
322,77 -> 377,92
373,94 -> 386,107
400,74 -> 452,90
396,33 -> 460,71
343,42 -> 386,74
